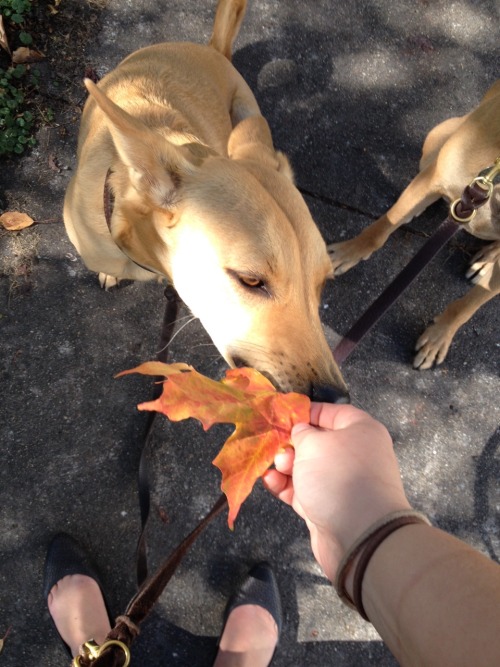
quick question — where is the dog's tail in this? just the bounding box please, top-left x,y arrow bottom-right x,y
209,0 -> 247,61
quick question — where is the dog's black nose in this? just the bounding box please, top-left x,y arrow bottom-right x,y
311,383 -> 350,404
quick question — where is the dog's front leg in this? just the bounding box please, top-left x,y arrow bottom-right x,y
414,256 -> 500,369
328,164 -> 441,275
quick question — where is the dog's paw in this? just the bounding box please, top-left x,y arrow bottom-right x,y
413,319 -> 455,370
99,272 -> 120,290
327,239 -> 372,276
465,241 -> 500,283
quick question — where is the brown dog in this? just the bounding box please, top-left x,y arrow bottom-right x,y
328,81 -> 500,369
63,0 -> 349,401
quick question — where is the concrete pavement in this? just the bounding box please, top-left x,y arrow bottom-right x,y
1,1 -> 499,665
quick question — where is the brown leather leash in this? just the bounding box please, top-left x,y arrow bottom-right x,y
135,285 -> 181,586
74,294 -> 228,665
77,173 -> 229,667
104,169 -> 189,586
333,159 -> 500,365
73,494 -> 227,667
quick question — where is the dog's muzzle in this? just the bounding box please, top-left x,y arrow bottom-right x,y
310,383 -> 350,404
229,354 -> 350,404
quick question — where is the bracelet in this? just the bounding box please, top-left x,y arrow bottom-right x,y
334,510 -> 431,620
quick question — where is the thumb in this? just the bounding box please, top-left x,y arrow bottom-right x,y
291,422 -> 318,446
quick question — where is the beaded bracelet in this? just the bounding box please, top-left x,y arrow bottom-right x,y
334,510 -> 431,620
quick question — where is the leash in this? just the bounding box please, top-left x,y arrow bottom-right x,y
72,283 -> 228,667
104,169 -> 186,584
135,285 -> 181,586
82,172 -> 228,667
73,494 -> 228,667
73,285 -> 228,667
333,158 -> 500,365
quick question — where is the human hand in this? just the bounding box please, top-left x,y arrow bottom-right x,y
262,403 -> 411,582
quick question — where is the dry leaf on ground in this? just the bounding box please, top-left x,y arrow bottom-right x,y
0,626 -> 12,655
0,212 -> 35,231
48,154 -> 61,172
0,15 -> 11,55
118,363 -> 310,528
12,47 -> 45,64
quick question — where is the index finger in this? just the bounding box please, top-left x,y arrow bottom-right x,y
310,402 -> 373,430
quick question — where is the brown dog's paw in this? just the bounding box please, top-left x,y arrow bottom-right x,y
327,239 -> 373,276
465,241 -> 500,284
98,272 -> 119,290
413,319 -> 455,370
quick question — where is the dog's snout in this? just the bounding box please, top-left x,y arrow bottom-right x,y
231,355 -> 249,369
310,383 -> 351,404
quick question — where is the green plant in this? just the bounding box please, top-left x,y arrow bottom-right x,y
0,0 -> 32,42
0,0 -> 31,23
0,0 -> 36,156
0,64 -> 37,155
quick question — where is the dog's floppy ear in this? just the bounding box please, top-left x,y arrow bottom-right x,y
228,115 -> 294,181
84,79 -> 195,208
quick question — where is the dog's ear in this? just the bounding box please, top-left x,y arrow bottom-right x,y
84,79 -> 195,208
228,115 -> 294,181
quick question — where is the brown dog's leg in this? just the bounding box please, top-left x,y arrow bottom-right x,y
329,164 -> 441,275
466,240 -> 500,281
414,252 -> 500,369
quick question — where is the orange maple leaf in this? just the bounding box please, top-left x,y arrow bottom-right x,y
118,363 -> 310,528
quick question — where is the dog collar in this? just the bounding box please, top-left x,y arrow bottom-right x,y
101,167 -> 163,278
103,168 -> 115,232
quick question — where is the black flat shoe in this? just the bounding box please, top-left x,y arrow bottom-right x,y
43,532 -> 112,658
216,561 -> 282,663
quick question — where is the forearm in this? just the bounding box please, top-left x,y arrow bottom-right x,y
361,524 -> 500,667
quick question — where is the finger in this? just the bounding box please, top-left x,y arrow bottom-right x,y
262,469 -> 295,506
310,402 -> 372,430
274,446 -> 294,474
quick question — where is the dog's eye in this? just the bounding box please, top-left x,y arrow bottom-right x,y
227,269 -> 270,295
239,275 -> 270,296
239,275 -> 264,289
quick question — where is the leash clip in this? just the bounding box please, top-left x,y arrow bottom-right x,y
450,156 -> 500,224
481,156 -> 500,186
468,156 -> 500,198
73,639 -> 131,667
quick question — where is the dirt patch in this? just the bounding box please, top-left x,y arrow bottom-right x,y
0,0 -> 109,294
0,226 -> 40,299
0,0 -> 109,164
24,0 -> 107,107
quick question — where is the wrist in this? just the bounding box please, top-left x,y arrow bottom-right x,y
335,498 -> 414,558
334,510 -> 431,619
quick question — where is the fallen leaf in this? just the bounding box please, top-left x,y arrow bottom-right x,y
48,154 -> 61,172
0,212 -> 35,231
0,626 -> 12,655
0,15 -> 11,55
118,363 -> 310,528
12,47 -> 45,64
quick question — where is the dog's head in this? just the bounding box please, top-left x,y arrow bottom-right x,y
86,80 -> 348,402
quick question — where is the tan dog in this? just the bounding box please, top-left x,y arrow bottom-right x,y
328,81 -> 500,369
63,0 -> 349,401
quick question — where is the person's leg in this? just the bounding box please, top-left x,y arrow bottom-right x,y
213,604 -> 279,667
44,533 -> 112,658
213,562 -> 282,667
47,574 -> 111,657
